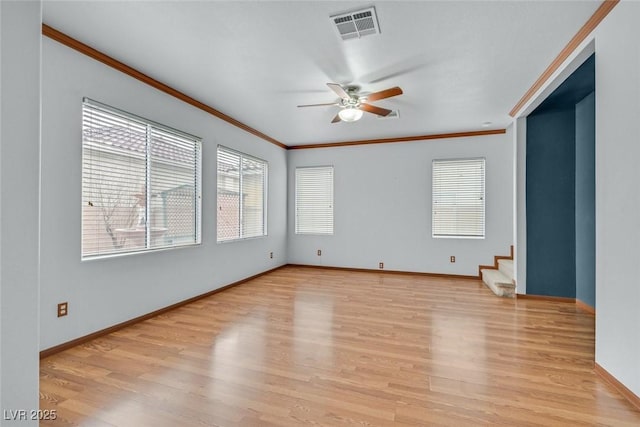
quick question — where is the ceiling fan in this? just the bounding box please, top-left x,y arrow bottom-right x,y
297,83 -> 403,123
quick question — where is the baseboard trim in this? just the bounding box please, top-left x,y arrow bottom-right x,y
516,294 -> 576,304
575,299 -> 596,315
594,363 -> 640,411
40,265 -> 287,359
287,264 -> 480,280
516,294 -> 597,316
41,265 -> 593,359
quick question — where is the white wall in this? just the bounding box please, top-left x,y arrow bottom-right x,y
40,38 -> 287,350
287,130 -> 514,276
0,1 -> 41,425
592,0 -> 640,397
514,0 -> 640,398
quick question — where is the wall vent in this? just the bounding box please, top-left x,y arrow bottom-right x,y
330,7 -> 381,41
377,110 -> 400,119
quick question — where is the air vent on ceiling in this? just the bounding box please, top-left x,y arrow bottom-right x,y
330,7 -> 381,41
377,110 -> 400,120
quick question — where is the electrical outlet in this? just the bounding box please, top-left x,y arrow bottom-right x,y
317,249 -> 322,256
57,302 -> 68,317
450,256 -> 456,263
270,252 -> 273,259
379,262 -> 384,269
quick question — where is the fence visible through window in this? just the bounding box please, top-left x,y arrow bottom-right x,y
82,99 -> 201,258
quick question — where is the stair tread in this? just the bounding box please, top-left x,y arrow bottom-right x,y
481,268 -> 515,298
481,268 -> 514,286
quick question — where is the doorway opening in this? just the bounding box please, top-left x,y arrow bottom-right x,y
525,54 -> 595,308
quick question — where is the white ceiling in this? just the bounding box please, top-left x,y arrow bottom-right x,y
42,1 -> 602,146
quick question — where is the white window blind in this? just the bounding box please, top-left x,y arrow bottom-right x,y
82,99 -> 201,259
295,166 -> 334,235
217,146 -> 267,242
432,158 -> 485,238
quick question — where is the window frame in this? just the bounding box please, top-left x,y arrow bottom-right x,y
432,157 -> 485,239
295,165 -> 334,236
216,145 -> 268,243
81,98 -> 202,260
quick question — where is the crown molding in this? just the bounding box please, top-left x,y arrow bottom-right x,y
42,24 -> 288,149
509,0 -> 619,117
288,129 -> 507,150
42,24 -> 508,151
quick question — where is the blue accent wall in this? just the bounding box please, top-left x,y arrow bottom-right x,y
525,54 -> 595,303
575,91 -> 596,308
526,108 -> 577,298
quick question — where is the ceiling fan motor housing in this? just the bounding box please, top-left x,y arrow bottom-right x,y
297,82 -> 402,123
341,96 -> 360,108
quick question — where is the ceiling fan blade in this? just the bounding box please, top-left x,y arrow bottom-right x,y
364,86 -> 403,102
359,103 -> 392,116
331,113 -> 342,123
327,83 -> 350,99
297,102 -> 339,108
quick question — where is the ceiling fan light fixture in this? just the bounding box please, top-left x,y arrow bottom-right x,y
338,107 -> 364,122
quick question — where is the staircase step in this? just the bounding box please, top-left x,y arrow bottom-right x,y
481,268 -> 515,298
498,259 -> 514,281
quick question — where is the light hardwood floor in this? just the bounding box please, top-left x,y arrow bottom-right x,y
40,266 -> 640,426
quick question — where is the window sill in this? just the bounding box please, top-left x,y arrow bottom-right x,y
217,235 -> 268,244
81,241 -> 202,261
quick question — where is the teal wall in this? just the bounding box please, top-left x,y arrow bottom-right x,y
575,91 -> 596,308
525,55 -> 595,304
526,108 -> 576,298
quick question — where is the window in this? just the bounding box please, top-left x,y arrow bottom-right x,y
295,166 -> 334,235
82,99 -> 202,259
432,158 -> 485,238
217,146 -> 267,242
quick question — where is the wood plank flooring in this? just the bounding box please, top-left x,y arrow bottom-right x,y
40,266 -> 640,426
